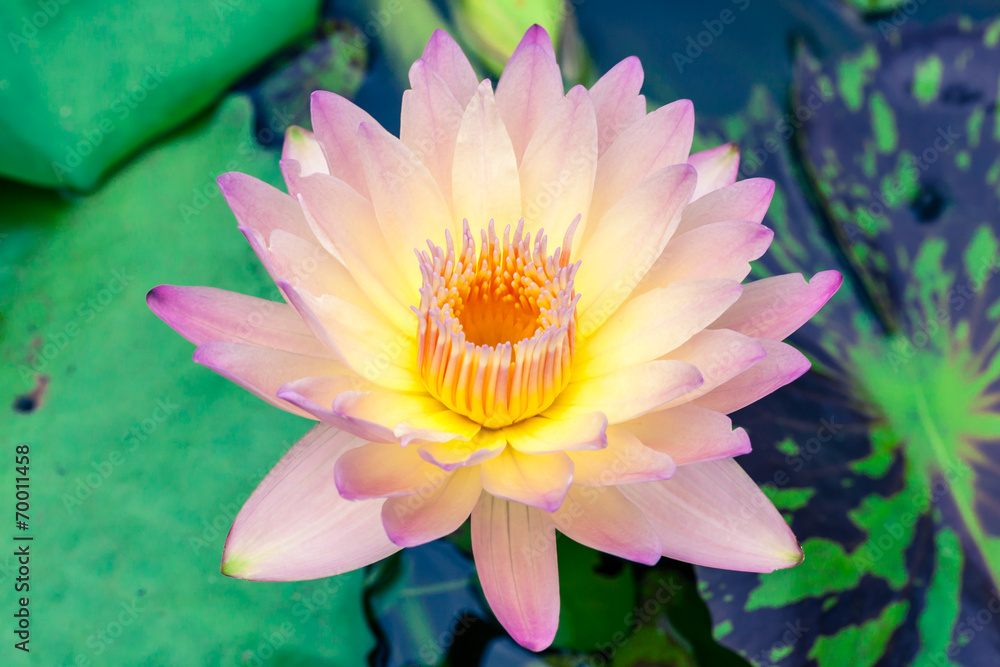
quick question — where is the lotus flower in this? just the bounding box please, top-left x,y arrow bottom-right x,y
148,26 -> 841,650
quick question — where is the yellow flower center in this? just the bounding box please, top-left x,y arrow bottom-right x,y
415,221 -> 579,429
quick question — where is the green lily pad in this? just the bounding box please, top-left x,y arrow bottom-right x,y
0,97 -> 373,665
695,17 -> 1000,667
0,0 -> 320,190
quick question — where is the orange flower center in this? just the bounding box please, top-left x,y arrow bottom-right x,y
415,221 -> 579,428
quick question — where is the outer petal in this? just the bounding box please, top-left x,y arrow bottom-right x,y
146,285 -> 331,358
358,121 -> 457,289
576,278 -> 743,378
381,467 -> 482,547
551,485 -> 662,565
281,126 -> 329,177
194,342 -> 349,419
480,448 -> 573,512
694,339 -> 811,414
550,360 -> 703,424
588,56 -> 646,155
277,379 -> 454,443
221,425 -> 399,581
503,412 -> 608,454
518,85 -> 599,247
675,178 -> 775,236
687,143 -> 740,200
619,459 -> 803,572
471,494 -> 560,651
421,29 -> 479,107
637,221 -> 774,291
240,226 -> 367,310
576,164 -> 698,337
285,164 -> 415,330
621,404 -> 752,465
335,441 -> 450,499
567,426 -> 676,486
217,171 -> 314,241
495,27 -> 564,161
310,91 -> 377,198
710,271 -> 843,340
401,60 -> 465,204
451,79 -> 522,235
280,283 -> 422,392
658,329 -> 767,409
589,99 -> 694,226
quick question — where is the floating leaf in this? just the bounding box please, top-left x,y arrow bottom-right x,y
0,0 -> 320,190
696,18 -> 1000,666
0,97 -> 373,665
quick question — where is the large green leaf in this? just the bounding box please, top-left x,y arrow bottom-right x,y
0,97 -> 373,665
696,17 -> 1000,666
0,0 -> 319,190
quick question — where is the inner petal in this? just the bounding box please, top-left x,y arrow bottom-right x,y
415,221 -> 579,428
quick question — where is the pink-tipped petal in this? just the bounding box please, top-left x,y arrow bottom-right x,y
551,485 -> 662,565
576,164 -> 697,335
471,494 -> 560,651
194,342 -> 348,418
711,271 -> 844,340
694,339 -> 811,414
480,448 -> 573,512
401,60 -> 465,204
496,30 -> 563,161
217,171 -> 313,241
659,329 -> 767,408
551,360 -> 703,424
503,412 -> 608,455
281,126 -> 329,177
621,404 -> 752,465
421,29 -> 479,107
620,459 -> 803,572
240,226 -> 367,310
277,378 -> 413,443
638,221 -> 774,291
688,143 -> 740,200
334,390 -> 480,444
588,56 -> 646,154
221,425 -> 399,581
358,121 -> 457,288
381,467 -> 482,547
310,91 -> 378,198
147,285 -> 331,358
567,426 -> 676,486
675,178 -> 775,235
452,79 -> 522,234
279,282 -> 422,392
589,99 -> 694,225
577,278 -> 743,378
335,441 -> 451,499
284,164 -> 416,330
518,85 -> 598,246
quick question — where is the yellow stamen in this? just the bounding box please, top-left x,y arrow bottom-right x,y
415,220 -> 579,428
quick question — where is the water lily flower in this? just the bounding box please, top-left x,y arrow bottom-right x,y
148,25 -> 841,651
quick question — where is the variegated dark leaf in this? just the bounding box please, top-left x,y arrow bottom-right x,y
696,17 -> 1000,667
